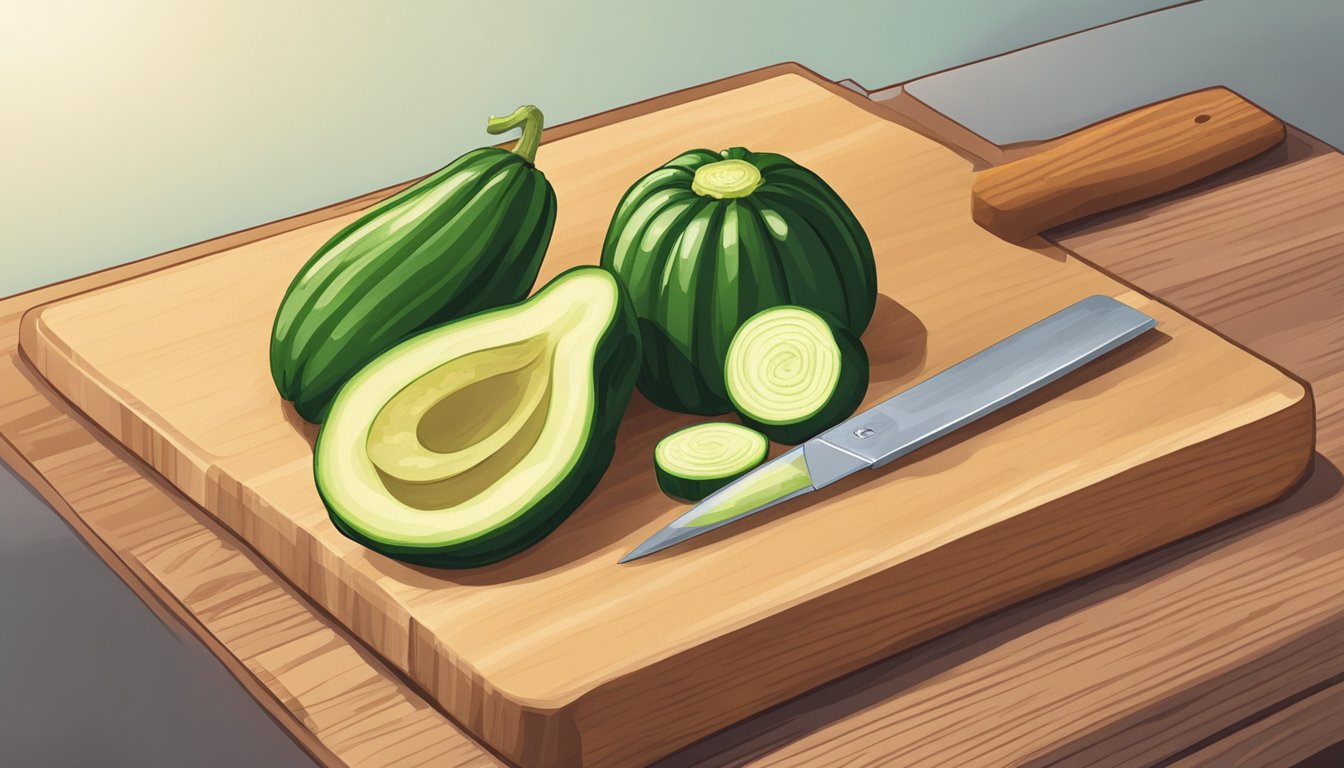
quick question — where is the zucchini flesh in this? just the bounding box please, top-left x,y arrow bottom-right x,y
725,306 -> 869,444
316,267 -> 641,567
654,422 -> 768,501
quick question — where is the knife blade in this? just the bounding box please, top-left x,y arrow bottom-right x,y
619,295 -> 1157,563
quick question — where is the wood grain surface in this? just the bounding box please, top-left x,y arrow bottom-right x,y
1171,680 -> 1344,767
12,68 -> 1312,767
667,83 -> 1344,768
0,206 -> 504,768
971,87 -> 1286,242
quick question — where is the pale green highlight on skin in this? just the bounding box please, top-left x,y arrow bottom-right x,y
687,449 -> 811,527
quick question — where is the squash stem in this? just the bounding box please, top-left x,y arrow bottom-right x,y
692,159 -> 763,199
487,105 -> 545,165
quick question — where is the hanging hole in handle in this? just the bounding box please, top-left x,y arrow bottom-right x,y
1194,114 -> 1212,124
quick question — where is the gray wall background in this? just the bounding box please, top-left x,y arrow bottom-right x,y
2,0 -> 1176,295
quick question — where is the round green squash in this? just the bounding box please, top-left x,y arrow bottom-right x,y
271,105 -> 557,422
600,146 -> 876,415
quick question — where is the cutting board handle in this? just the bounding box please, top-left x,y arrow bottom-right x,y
970,87 -> 1285,242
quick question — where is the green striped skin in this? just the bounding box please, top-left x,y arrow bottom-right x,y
271,146 -> 556,422
600,146 -> 876,415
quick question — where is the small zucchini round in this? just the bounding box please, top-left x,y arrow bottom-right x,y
725,305 -> 869,444
654,422 -> 769,501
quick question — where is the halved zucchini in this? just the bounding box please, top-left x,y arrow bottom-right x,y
314,266 -> 641,567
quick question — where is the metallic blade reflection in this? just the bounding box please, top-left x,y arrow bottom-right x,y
618,447 -> 816,563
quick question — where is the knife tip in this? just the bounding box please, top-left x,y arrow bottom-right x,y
618,530 -> 680,564
618,541 -> 659,564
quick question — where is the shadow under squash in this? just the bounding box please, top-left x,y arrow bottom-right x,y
862,293 -> 929,387
280,401 -> 318,449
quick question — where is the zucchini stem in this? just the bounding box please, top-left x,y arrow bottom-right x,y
487,105 -> 545,165
692,159 -> 763,199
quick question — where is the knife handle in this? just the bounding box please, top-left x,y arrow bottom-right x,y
817,296 -> 1156,469
971,87 -> 1284,243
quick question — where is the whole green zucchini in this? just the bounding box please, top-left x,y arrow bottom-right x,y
271,105 -> 557,422
600,146 -> 876,415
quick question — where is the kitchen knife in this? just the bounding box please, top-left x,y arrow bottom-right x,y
619,295 -> 1157,563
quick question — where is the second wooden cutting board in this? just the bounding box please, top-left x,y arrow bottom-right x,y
19,66 -> 1312,767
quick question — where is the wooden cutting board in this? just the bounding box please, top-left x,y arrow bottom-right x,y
17,69 -> 1313,767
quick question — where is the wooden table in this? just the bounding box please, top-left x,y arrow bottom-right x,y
3,60 -> 1342,768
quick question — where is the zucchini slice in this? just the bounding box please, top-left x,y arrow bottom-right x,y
725,306 -> 869,444
654,422 -> 768,501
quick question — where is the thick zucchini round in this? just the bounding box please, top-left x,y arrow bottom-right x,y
272,106 -> 557,422
601,146 -> 876,415
654,422 -> 768,501
725,305 -> 869,444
